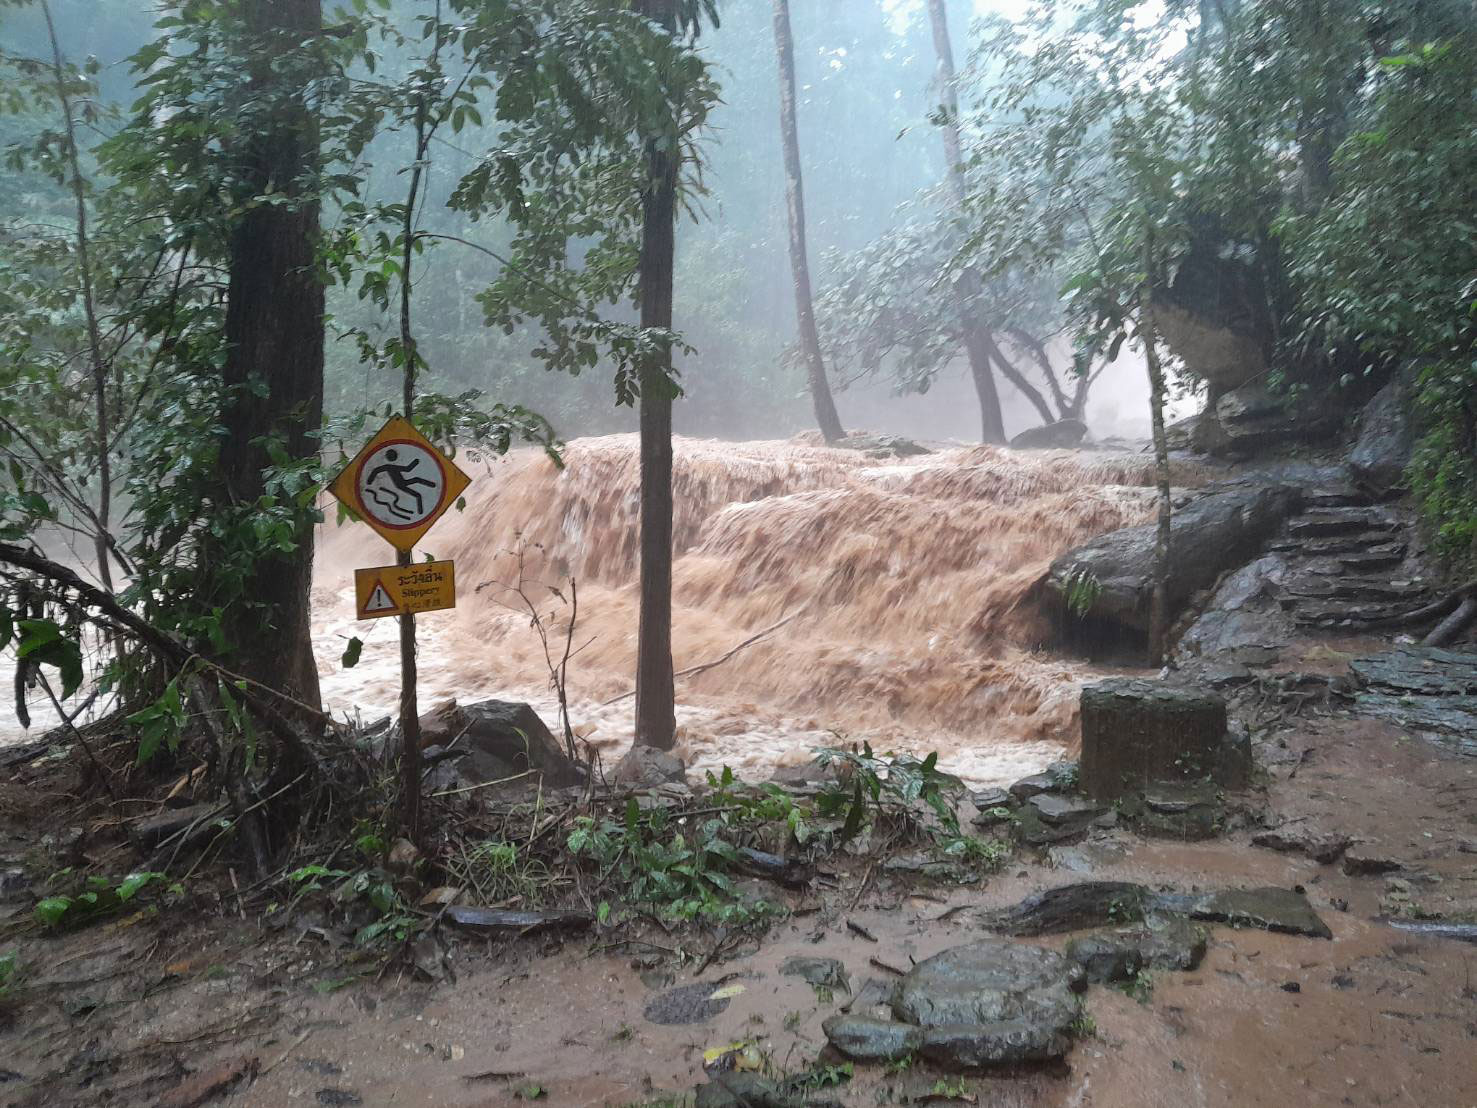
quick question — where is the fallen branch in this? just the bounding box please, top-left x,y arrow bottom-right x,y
601,613 -> 798,706
1420,584 -> 1477,647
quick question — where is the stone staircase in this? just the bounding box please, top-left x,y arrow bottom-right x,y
1266,487 -> 1435,630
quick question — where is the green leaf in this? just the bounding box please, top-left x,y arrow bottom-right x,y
34,897 -> 72,928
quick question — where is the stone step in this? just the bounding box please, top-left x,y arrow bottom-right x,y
1291,598 -> 1427,627
1337,544 -> 1409,572
1285,508 -> 1400,539
1301,486 -> 1373,509
1280,576 -> 1429,604
1268,532 -> 1407,557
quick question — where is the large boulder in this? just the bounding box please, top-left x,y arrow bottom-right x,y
418,699 -> 583,787
1175,553 -> 1295,664
1009,419 -> 1088,450
828,940 -> 1084,1069
1046,482 -> 1300,635
1191,384 -> 1336,457
1079,679 -> 1249,802
1347,378 -> 1412,499
612,744 -> 687,788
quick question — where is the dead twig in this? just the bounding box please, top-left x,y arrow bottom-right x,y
601,613 -> 799,706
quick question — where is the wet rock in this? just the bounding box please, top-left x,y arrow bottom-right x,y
1047,482 -> 1299,634
614,745 -> 687,788
444,906 -> 594,934
418,699 -> 584,787
918,1020 -> 1071,1067
841,977 -> 894,1018
890,941 -> 1084,1027
1080,680 -> 1248,802
1126,782 -> 1225,841
1176,554 -> 1294,663
1008,774 -> 1056,801
1347,378 -> 1412,499
882,853 -> 970,883
315,1092 -> 363,1107
1349,646 -> 1477,750
1342,847 -> 1404,877
768,760 -> 836,787
1009,419 -> 1088,450
986,882 -> 1330,940
825,431 -> 931,457
1252,825 -> 1352,865
970,787 -> 1011,810
1027,794 -> 1106,827
781,956 -> 849,993
644,981 -> 735,1025
157,1056 -> 258,1108
821,1015 -> 922,1062
694,1074 -> 819,1108
1186,887 -> 1332,939
1047,838 -> 1131,874
735,846 -> 812,889
1065,916 -> 1207,983
0,867 -> 30,902
1191,384 -> 1334,457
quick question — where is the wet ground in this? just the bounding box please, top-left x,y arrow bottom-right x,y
2,704 -> 1474,1108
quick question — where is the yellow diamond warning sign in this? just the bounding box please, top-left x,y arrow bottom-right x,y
354,560 -> 456,621
329,416 -> 471,553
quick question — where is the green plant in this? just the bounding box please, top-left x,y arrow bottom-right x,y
930,1076 -> 971,1098
814,743 -> 967,843
1122,968 -> 1154,1004
284,862 -> 417,948
1069,1007 -> 1098,1039
795,1062 -> 853,1091
34,871 -> 169,930
883,1052 -> 915,1075
1063,567 -> 1103,620
937,834 -> 1010,872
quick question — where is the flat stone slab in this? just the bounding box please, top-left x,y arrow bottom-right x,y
1065,915 -> 1207,983
1184,887 -> 1333,940
917,1020 -> 1070,1068
890,940 -> 1084,1029
821,1015 -> 921,1062
1028,794 -> 1107,826
1253,825 -> 1352,864
780,956 -> 849,992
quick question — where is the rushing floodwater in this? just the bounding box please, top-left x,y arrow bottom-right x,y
7,435 -> 1174,785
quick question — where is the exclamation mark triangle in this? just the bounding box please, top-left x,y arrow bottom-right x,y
364,580 -> 396,613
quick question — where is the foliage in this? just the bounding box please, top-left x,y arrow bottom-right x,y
34,870 -> 170,930
567,797 -> 771,925
1063,567 -> 1102,619
813,742 -> 968,841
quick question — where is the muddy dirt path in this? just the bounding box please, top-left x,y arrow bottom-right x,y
3,707 -> 1474,1108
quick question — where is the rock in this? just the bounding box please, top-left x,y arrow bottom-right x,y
1008,774 -> 1056,801
443,906 -> 594,934
781,956 -> 849,992
1079,679 -> 1248,802
157,1056 -> 259,1108
1349,646 -> 1477,750
1347,379 -> 1412,499
0,867 -> 31,902
1027,794 -> 1106,827
1342,848 -> 1403,877
1191,384 -> 1333,457
1252,825 -> 1352,865
735,846 -> 813,889
613,745 -> 687,788
644,982 -> 735,1025
828,431 -> 931,457
882,853 -> 970,883
986,882 -> 1155,936
918,1020 -> 1071,1068
986,882 -> 1330,940
1186,887 -> 1333,940
1009,419 -> 1088,450
1065,916 -> 1207,983
767,760 -> 835,787
821,1015 -> 922,1062
884,941 -> 1083,1067
1127,781 -> 1225,840
695,1074 -> 809,1108
1176,554 -> 1295,663
418,699 -> 584,787
386,838 -> 421,876
970,787 -> 1011,810
1047,482 -> 1300,635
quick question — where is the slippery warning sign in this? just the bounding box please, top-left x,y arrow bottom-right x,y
354,560 -> 456,620
329,416 -> 471,552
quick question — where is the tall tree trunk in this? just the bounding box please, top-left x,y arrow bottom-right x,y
41,1 -> 113,595
217,0 -> 324,713
928,0 -> 1005,444
771,0 -> 844,443
633,0 -> 679,751
1138,286 -> 1173,665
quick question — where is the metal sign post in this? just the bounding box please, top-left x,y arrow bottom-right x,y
329,416 -> 472,841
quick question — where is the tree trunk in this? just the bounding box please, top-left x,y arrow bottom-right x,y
1138,292 -> 1173,665
633,0 -> 679,751
927,0 -> 1005,444
217,0 -> 324,713
771,0 -> 844,443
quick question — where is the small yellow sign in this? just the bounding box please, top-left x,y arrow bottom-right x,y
329,416 -> 471,553
354,560 -> 456,620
